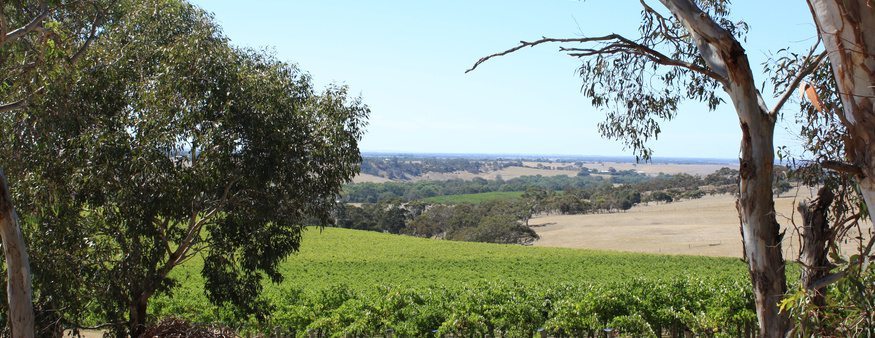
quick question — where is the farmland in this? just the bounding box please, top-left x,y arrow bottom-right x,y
532,187 -> 871,257
149,227 -> 758,336
353,157 -> 736,183
420,191 -> 524,204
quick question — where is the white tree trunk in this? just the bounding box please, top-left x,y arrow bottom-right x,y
659,1 -> 789,336
0,170 -> 33,338
732,95 -> 789,338
807,0 -> 875,222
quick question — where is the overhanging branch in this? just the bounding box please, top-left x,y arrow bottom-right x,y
465,36 -> 617,73
465,34 -> 727,84
822,160 -> 864,177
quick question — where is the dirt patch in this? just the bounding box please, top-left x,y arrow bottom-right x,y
352,173 -> 393,183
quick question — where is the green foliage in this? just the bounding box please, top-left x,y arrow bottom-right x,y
446,214 -> 538,244
782,254 -> 875,336
610,314 -> 656,338
0,0 -> 114,333
145,227 -> 757,336
400,200 -> 539,244
575,3 -> 747,160
337,169 -> 742,244
360,157 -> 521,179
0,0 -> 109,111
420,191 -> 524,204
345,169 -> 735,215
343,174 -> 611,203
1,0 -> 367,334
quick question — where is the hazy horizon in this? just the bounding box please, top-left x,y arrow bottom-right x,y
360,150 -> 737,160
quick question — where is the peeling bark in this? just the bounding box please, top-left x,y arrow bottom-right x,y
734,113 -> 788,338
0,170 -> 34,338
807,1 -> 875,223
798,187 -> 834,307
659,1 -> 789,336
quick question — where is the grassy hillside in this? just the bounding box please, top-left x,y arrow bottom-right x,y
152,228 -> 750,323
420,191 -> 524,204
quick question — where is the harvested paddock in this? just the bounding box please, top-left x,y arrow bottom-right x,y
532,188 -> 870,258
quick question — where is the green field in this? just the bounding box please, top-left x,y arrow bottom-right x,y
420,191 -> 524,204
151,227 -> 756,336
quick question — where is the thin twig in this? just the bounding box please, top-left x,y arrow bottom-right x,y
769,40 -> 827,117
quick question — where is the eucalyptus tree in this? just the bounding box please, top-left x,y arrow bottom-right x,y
466,1 -> 825,336
762,4 -> 875,333
805,2 -> 875,225
2,0 -> 368,336
0,1 -> 108,336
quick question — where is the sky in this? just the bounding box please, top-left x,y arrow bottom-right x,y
189,1 -> 819,159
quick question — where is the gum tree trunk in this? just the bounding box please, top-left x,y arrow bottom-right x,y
734,107 -> 788,338
659,1 -> 789,335
798,187 -> 834,307
0,171 -> 34,338
807,1 -> 875,221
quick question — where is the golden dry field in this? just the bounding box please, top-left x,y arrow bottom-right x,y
532,187 -> 871,258
351,173 -> 393,183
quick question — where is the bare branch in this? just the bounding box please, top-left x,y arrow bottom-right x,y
657,0 -> 739,80
822,160 -> 864,177
466,35 -> 617,73
769,43 -> 827,117
466,34 -> 727,83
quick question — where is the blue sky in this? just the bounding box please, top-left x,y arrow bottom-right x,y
189,1 -> 818,159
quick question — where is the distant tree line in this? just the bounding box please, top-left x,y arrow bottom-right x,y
343,171 -> 643,203
333,167 -> 756,245
334,200 -> 539,245
359,157 -> 522,179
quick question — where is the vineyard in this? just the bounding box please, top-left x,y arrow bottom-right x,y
149,228 -> 764,336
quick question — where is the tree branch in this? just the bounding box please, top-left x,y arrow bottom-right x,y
657,0 -> 737,80
822,160 -> 864,177
466,35 -> 618,73
466,34 -> 727,83
67,12 -> 101,64
153,177 -> 239,285
0,98 -> 28,113
0,86 -> 44,113
2,3 -> 49,47
769,43 -> 827,117
808,270 -> 846,290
